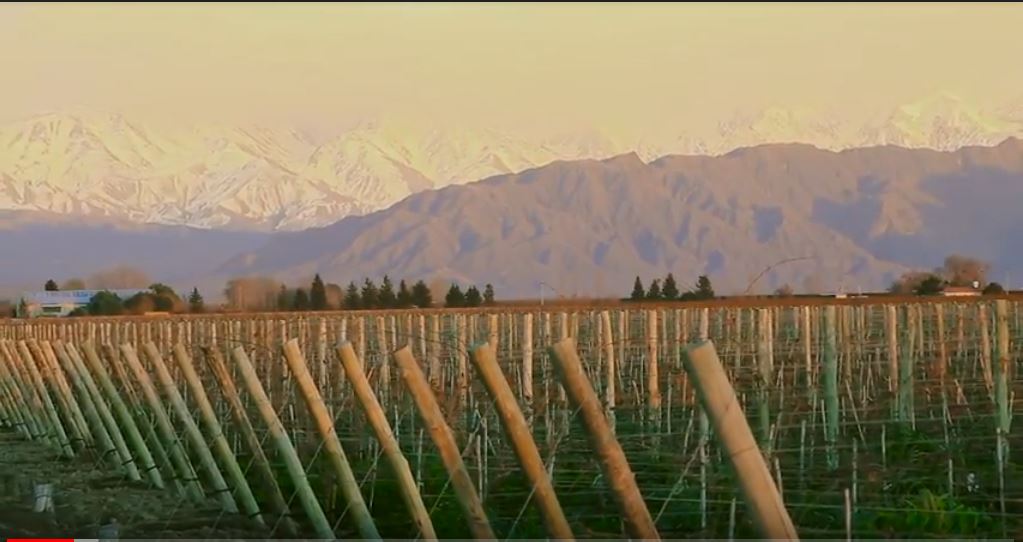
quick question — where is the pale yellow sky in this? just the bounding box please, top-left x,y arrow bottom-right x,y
2,2 -> 1022,134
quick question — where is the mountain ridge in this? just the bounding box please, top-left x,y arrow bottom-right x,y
214,139 -> 1023,298
3,93 -> 1023,231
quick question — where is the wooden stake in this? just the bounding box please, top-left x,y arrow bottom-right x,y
549,338 -> 660,541
392,346 -> 495,540
282,339 -> 380,540
684,340 -> 799,541
470,342 -> 574,540
230,345 -> 335,539
171,343 -> 264,526
338,342 -> 437,541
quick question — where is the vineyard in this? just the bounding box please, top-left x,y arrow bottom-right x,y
0,299 -> 1021,539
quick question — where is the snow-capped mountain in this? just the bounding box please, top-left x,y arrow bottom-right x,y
2,92 -> 1023,231
858,92 -> 1021,150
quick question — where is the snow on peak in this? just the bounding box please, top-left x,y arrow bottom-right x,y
1,92 -> 1022,231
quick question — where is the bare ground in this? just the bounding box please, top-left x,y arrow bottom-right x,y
0,428 -> 273,539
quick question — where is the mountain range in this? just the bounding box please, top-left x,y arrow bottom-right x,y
2,92 -> 1022,232
3,93 -> 1023,300
217,139 -> 1023,297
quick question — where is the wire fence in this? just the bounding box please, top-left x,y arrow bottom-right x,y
0,300 -> 1021,539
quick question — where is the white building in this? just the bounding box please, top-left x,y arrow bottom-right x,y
16,289 -> 148,318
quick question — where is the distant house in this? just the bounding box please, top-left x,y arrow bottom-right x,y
942,285 -> 981,297
16,289 -> 148,318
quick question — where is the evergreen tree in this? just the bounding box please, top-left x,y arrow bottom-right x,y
343,282 -> 361,310
44,279 -> 58,291
396,279 -> 413,308
188,287 -> 205,313
465,286 -> 483,307
630,276 -> 646,301
411,280 -> 433,308
293,288 -> 310,311
310,274 -> 328,311
646,279 -> 662,300
483,283 -> 495,306
277,285 -> 291,311
695,275 -> 715,300
361,278 -> 380,309
662,273 -> 680,300
379,275 -> 397,308
445,284 -> 466,308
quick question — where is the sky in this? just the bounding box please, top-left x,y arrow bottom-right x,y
2,2 -> 1023,136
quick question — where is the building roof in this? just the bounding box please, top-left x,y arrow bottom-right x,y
20,289 -> 149,305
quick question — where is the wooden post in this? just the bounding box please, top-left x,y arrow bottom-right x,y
601,311 -> 616,416
886,305 -> 898,397
995,299 -> 1011,536
646,310 -> 661,413
201,346 -> 298,536
51,341 -> 121,472
684,340 -> 799,541
0,342 -> 48,443
14,341 -> 74,458
120,343 -> 205,502
40,340 -> 94,447
979,304 -> 994,400
28,340 -> 89,448
470,342 -> 574,540
281,339 -> 380,541
392,346 -> 496,540
0,349 -> 33,438
80,341 -> 164,489
522,311 -> 535,406
230,345 -> 335,539
337,343 -> 437,541
549,338 -> 660,540
800,307 -> 813,389
756,309 -> 773,448
64,343 -> 140,479
170,343 -> 264,526
822,306 -> 839,471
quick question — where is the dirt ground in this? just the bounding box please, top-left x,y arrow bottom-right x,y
0,428 -> 273,539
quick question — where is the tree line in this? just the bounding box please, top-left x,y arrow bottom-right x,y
628,273 -> 716,302
270,274 -> 497,311
888,254 -> 1006,296
67,284 -> 206,317
38,273 -> 500,317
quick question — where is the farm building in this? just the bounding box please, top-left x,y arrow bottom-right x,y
942,285 -> 982,297
16,289 -> 148,318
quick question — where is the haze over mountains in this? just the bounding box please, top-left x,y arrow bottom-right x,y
3,92 -> 1023,299
3,92 -> 1022,232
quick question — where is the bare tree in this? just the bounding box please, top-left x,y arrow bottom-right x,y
325,283 -> 344,309
87,266 -> 151,290
429,277 -> 451,302
61,278 -> 86,290
936,254 -> 989,287
774,284 -> 794,297
224,276 -> 282,311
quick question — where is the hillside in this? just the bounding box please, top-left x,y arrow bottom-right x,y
0,210 -> 269,297
216,140 -> 1023,297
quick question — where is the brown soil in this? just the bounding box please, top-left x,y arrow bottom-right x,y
0,428 -> 272,538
